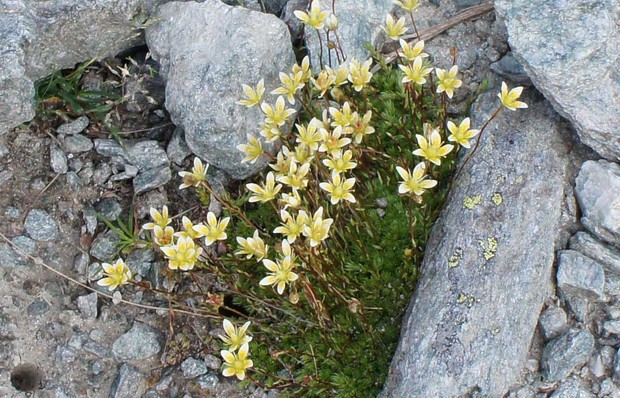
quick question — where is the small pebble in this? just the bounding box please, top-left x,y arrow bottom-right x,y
56,116 -> 90,135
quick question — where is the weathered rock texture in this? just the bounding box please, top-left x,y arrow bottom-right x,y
0,0 -> 163,134
495,0 -> 620,161
382,87 -> 572,397
146,0 -> 296,179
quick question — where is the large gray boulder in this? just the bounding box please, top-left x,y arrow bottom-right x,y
382,87 -> 572,397
146,0 -> 297,179
0,0 -> 164,134
495,0 -> 620,161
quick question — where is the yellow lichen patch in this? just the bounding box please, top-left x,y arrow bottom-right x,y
491,192 -> 503,206
456,293 -> 475,307
463,194 -> 482,209
448,247 -> 463,268
491,327 -> 501,335
478,236 -> 498,261
456,293 -> 468,304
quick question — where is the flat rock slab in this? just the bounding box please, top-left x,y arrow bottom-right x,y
382,87 -> 571,396
574,160 -> 620,246
495,0 -> 620,161
146,0 -> 296,179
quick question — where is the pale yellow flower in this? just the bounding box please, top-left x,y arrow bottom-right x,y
319,172 -> 356,205
219,319 -> 252,351
259,122 -> 282,143
260,251 -> 299,295
319,126 -> 351,155
269,150 -> 294,176
174,216 -> 206,240
394,0 -> 420,12
447,117 -> 480,149
237,134 -> 264,164
179,157 -> 208,189
143,206 -> 171,230
271,71 -> 304,105
237,79 -> 265,107
221,343 -> 253,380
293,0 -> 329,29
396,163 -> 437,196
292,144 -> 314,164
325,14 -> 338,31
398,39 -> 428,62
399,56 -> 433,85
413,128 -> 454,165
498,81 -> 528,110
247,172 -> 282,203
311,69 -> 336,98
261,96 -> 296,126
303,207 -> 333,247
348,58 -> 373,92
193,212 -> 230,246
351,110 -> 375,144
292,56 -> 312,84
323,149 -> 357,174
435,66 -> 462,98
279,188 -> 302,210
274,209 -> 309,243
235,230 -> 268,261
153,225 -> 174,246
383,14 -> 408,40
295,123 -> 322,152
277,161 -> 311,190
160,236 -> 203,271
329,102 -> 355,128
327,63 -> 349,86
97,259 -> 132,291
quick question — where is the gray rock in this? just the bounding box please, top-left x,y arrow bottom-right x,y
495,0 -> 620,161
94,139 -> 125,158
83,207 -> 98,236
76,292 -> 98,319
146,0 -> 296,179
304,0 -> 392,72
25,209 -> 59,242
62,134 -> 93,153
615,349 -> 620,382
124,164 -> 139,177
570,232 -> 620,276
0,243 -> 26,268
27,299 -> 51,316
574,160 -> 620,246
605,319 -> 620,335
203,354 -> 222,370
56,345 -> 78,363
600,379 -> 620,397
542,329 -> 595,382
134,164 -> 171,194
167,126 -> 192,166
95,198 -> 123,222
489,52 -> 531,86
539,307 -> 568,342
382,87 -> 571,396
12,235 -> 36,256
600,345 -> 617,370
180,357 -> 208,378
50,143 -> 68,174
454,0 -> 486,9
66,171 -> 82,189
5,206 -> 20,219
550,379 -> 594,398
73,252 -> 89,277
109,363 -> 147,398
557,250 -> 606,302
90,230 -> 121,262
83,341 -> 109,357
125,249 -> 154,277
112,322 -> 161,361
92,162 -> 113,186
56,116 -> 90,135
124,140 -> 169,171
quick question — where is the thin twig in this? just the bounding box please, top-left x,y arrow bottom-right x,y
0,230 -> 218,319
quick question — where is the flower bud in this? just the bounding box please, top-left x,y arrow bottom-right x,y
326,14 -> 338,31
